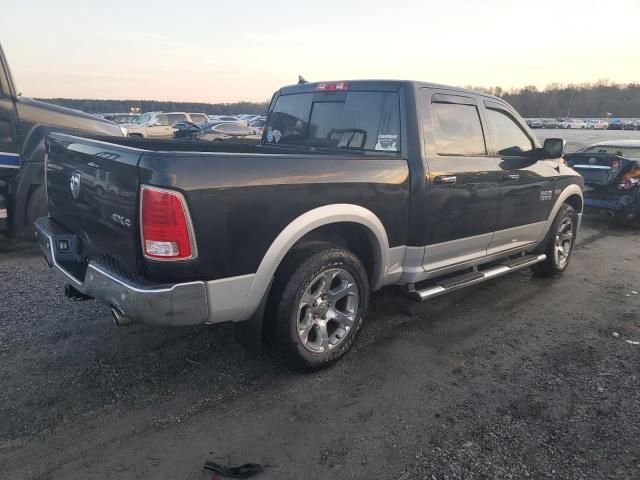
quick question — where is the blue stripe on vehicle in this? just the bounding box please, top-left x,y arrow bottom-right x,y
0,152 -> 20,168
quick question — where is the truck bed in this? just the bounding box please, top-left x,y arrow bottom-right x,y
45,133 -> 410,284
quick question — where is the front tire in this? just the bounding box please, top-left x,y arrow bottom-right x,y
269,242 -> 369,370
531,203 -> 578,277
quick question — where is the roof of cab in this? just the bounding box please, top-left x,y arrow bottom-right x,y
277,79 -> 503,102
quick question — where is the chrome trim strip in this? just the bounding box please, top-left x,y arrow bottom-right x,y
573,164 -> 611,170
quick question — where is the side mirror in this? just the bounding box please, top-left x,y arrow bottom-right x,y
543,138 -> 565,159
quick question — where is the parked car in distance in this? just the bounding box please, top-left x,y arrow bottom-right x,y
172,121 -> 202,140
127,112 -> 208,138
607,119 -> 625,130
196,121 -> 259,143
249,118 -> 266,135
566,140 -> 640,221
529,119 -> 544,129
559,119 -> 587,129
542,118 -> 560,129
36,79 -> 583,369
585,119 -> 608,130
623,119 -> 638,130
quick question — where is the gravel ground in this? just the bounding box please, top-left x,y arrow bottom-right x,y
1,216 -> 639,480
1,129 -> 639,480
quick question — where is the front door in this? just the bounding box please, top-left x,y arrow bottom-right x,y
482,101 -> 557,254
146,113 -> 174,138
419,90 -> 502,271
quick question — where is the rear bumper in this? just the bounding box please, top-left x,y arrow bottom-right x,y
35,216 -> 210,326
584,191 -> 640,215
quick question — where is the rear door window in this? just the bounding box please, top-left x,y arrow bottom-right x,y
431,102 -> 486,156
189,113 -> 208,123
265,91 -> 401,153
168,113 -> 187,125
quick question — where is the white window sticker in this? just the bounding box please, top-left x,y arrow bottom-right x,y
273,129 -> 282,143
375,134 -> 399,152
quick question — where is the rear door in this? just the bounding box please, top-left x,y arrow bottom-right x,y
147,113 -> 186,138
419,89 -> 502,271
482,100 -> 556,254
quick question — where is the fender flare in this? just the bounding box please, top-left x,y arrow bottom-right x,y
536,184 -> 583,245
237,204 -> 391,321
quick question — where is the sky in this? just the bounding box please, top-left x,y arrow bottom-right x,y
2,0 -> 639,103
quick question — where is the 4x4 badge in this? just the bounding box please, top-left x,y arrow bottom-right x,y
70,172 -> 81,199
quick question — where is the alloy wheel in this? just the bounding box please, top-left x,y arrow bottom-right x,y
554,216 -> 574,267
296,268 -> 359,353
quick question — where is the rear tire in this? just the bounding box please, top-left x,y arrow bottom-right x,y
268,242 -> 369,370
531,203 -> 578,277
25,184 -> 48,240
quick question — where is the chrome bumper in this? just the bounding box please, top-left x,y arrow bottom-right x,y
34,217 -> 209,326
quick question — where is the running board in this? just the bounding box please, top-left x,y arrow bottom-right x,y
408,253 -> 546,302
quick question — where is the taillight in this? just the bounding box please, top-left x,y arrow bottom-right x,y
140,186 -> 196,260
618,170 -> 640,190
316,81 -> 349,92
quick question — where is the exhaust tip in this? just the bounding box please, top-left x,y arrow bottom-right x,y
111,307 -> 133,327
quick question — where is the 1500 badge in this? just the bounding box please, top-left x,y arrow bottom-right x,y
111,213 -> 132,228
540,190 -> 553,201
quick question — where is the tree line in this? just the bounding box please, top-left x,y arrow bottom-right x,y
37,81 -> 640,118
466,81 -> 640,118
35,98 -> 270,115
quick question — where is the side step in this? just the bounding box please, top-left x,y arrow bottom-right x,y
408,253 -> 546,302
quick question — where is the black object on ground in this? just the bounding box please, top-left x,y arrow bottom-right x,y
203,460 -> 263,478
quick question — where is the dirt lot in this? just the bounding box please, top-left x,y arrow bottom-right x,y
1,130 -> 639,480
1,216 -> 639,480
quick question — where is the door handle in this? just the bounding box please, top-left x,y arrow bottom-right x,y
433,175 -> 457,185
502,173 -> 520,181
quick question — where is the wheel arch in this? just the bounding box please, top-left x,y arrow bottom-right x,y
536,184 -> 583,245
238,204 -> 391,321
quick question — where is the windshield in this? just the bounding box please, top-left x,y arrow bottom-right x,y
265,91 -> 401,152
137,113 -> 152,124
584,146 -> 640,159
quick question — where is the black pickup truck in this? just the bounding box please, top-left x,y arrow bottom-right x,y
36,80 -> 584,368
0,44 -> 123,238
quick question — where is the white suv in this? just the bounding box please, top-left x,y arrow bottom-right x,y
127,112 -> 208,138
559,119 -> 587,129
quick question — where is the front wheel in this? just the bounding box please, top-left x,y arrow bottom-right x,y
531,203 -> 578,277
269,242 -> 369,370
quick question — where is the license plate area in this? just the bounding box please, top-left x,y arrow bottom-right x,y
51,232 -> 88,281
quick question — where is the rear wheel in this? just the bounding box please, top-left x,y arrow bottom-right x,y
269,242 -> 369,370
531,203 -> 578,277
25,184 -> 48,240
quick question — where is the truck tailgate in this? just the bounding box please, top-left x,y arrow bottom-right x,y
46,133 -> 142,272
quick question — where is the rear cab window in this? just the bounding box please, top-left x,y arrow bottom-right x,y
264,88 -> 401,154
